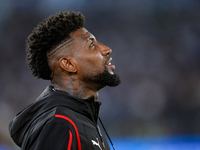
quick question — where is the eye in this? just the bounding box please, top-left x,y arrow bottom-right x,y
89,40 -> 95,49
89,41 -> 94,47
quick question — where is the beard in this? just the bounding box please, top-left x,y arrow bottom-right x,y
91,69 -> 121,87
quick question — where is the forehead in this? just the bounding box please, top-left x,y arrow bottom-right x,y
70,28 -> 95,41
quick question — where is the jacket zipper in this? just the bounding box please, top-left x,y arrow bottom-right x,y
97,125 -> 105,148
85,102 -> 105,149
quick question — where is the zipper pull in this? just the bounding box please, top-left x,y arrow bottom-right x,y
97,125 -> 105,148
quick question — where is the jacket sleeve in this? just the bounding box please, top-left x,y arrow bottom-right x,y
28,120 -> 77,150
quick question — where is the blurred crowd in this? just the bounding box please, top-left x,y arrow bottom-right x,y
0,0 -> 200,148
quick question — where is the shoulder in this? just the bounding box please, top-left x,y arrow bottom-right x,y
27,105 -> 78,144
52,106 -> 79,127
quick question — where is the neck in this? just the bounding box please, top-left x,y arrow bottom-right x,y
52,74 -> 99,100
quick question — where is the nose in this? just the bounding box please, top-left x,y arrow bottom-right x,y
100,43 -> 112,56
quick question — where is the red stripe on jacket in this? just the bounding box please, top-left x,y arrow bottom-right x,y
67,130 -> 72,150
55,114 -> 81,150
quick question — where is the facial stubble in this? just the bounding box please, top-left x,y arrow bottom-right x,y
85,65 -> 121,87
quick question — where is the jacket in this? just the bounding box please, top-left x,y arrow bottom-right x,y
9,85 -> 111,150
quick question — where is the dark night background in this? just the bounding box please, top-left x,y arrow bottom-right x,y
0,0 -> 200,149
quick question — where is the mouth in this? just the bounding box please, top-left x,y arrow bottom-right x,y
106,57 -> 115,73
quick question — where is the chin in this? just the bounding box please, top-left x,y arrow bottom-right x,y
93,69 -> 121,87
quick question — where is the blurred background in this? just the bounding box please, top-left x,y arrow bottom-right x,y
1,0 -> 200,149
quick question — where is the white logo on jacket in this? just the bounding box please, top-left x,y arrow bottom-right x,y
91,138 -> 102,150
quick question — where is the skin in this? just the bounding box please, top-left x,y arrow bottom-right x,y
48,28 -> 115,100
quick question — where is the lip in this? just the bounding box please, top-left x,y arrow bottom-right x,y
106,57 -> 115,71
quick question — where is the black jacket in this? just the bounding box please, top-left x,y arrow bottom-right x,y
9,86 -> 111,150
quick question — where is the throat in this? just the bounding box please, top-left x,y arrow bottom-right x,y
53,83 -> 99,100
52,73 -> 99,100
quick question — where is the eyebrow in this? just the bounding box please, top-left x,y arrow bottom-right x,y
88,37 -> 95,42
83,31 -> 96,41
87,34 -> 96,43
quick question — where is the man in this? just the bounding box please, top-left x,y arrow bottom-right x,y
9,11 -> 121,150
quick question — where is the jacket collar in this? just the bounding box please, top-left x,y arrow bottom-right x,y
37,85 -> 101,123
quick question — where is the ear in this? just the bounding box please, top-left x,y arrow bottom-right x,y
59,57 -> 77,73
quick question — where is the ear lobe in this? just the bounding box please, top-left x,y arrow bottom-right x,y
59,57 -> 77,73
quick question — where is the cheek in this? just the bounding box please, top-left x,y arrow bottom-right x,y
78,55 -> 105,74
81,53 -> 104,66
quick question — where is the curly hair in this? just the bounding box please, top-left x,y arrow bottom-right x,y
26,11 -> 85,80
